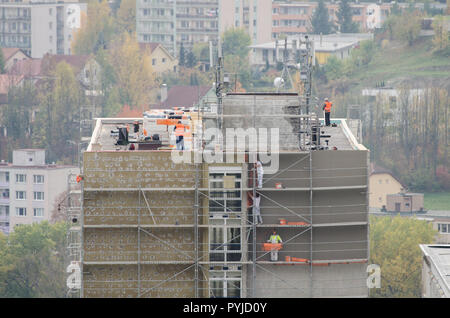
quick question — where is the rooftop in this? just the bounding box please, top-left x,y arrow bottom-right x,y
420,244 -> 450,297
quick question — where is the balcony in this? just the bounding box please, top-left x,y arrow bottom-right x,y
0,215 -> 8,223
0,181 -> 9,187
0,197 -> 9,204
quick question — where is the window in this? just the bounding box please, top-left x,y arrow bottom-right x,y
16,191 -> 26,200
49,22 -> 52,30
209,270 -> 241,298
33,192 -> 44,201
33,175 -> 44,184
162,58 -> 166,63
16,207 -> 26,217
5,172 -> 9,182
438,224 -> 449,234
209,219 -> 241,262
2,189 -> 9,199
16,174 -> 26,183
33,208 -> 44,217
152,58 -> 156,65
209,168 -> 242,214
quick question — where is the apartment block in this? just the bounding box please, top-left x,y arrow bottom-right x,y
218,0 -> 273,45
136,0 -> 219,56
79,91 -> 369,298
0,149 -> 79,234
420,245 -> 450,298
0,1 -> 87,58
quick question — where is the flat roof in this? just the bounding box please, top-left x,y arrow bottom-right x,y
420,244 -> 450,297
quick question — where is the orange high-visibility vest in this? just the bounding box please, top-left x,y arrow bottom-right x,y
175,124 -> 185,137
324,101 -> 332,112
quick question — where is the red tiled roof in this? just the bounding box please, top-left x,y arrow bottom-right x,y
8,58 -> 42,77
155,85 -> 212,110
0,74 -> 24,95
41,54 -> 91,75
1,48 -> 23,61
139,42 -> 161,53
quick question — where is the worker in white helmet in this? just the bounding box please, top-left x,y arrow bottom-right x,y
323,98 -> 333,126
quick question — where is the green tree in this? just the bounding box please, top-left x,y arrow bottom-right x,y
222,28 -> 251,60
192,42 -> 210,63
0,48 -> 5,74
394,12 -> 422,46
311,0 -> 334,35
185,50 -> 197,68
179,43 -> 186,67
0,222 -> 68,297
369,216 -> 436,298
323,56 -> 344,80
33,62 -> 82,164
337,0 -> 359,33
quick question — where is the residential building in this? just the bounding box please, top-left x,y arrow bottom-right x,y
369,164 -> 405,209
0,73 -> 24,104
0,1 -> 87,58
1,47 -> 30,71
249,33 -> 373,67
139,42 -> 178,74
154,84 -> 215,109
219,0 -> 273,45
0,149 -> 78,234
420,244 -> 450,298
386,193 -> 424,213
79,91 -> 369,298
136,0 -> 219,57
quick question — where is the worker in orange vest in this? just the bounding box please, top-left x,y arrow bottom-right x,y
174,121 -> 186,150
323,98 -> 332,126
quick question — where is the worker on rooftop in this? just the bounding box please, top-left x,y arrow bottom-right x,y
323,98 -> 333,127
174,120 -> 186,150
268,230 -> 283,261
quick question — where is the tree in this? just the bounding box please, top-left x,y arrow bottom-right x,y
222,28 -> 251,60
192,42 -> 210,63
394,12 -> 422,46
33,61 -> 82,164
179,43 -> 186,67
72,0 -> 115,55
0,48 -> 5,74
337,0 -> 359,33
116,0 -> 136,34
431,16 -> 450,56
0,222 -> 68,297
107,32 -> 156,111
369,216 -> 436,297
311,0 -> 334,35
185,50 -> 197,68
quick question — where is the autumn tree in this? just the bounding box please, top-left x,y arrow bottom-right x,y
431,16 -> 450,56
393,12 -> 422,46
116,0 -> 136,34
72,0 -> 115,55
369,216 -> 436,298
107,32 -> 156,112
33,62 -> 82,164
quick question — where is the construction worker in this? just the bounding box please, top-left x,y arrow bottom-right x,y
249,192 -> 263,224
256,160 -> 263,188
174,121 -> 186,150
323,98 -> 332,126
268,230 -> 283,261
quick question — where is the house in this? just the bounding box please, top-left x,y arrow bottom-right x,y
0,74 -> 24,104
386,193 -> 424,213
139,43 -> 178,75
1,48 -> 30,72
369,164 -> 406,209
154,84 -> 215,110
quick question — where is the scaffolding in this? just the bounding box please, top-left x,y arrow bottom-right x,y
78,92 -> 369,298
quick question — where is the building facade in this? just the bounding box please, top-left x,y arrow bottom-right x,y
218,0 -> 273,45
0,1 -> 86,58
420,245 -> 450,298
79,93 -> 370,298
136,0 -> 219,57
0,149 -> 78,234
369,169 -> 405,209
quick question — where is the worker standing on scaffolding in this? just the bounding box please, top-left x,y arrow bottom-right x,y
249,192 -> 263,224
174,121 -> 186,150
323,98 -> 332,127
256,159 -> 263,188
268,230 -> 283,261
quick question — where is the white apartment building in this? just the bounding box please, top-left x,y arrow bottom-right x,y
0,149 -> 78,234
0,1 -> 87,58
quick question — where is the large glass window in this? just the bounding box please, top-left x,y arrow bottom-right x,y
209,271 -> 241,298
209,168 -> 242,214
15,174 -> 26,183
209,219 -> 241,262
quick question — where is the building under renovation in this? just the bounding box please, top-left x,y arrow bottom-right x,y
75,92 -> 370,298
